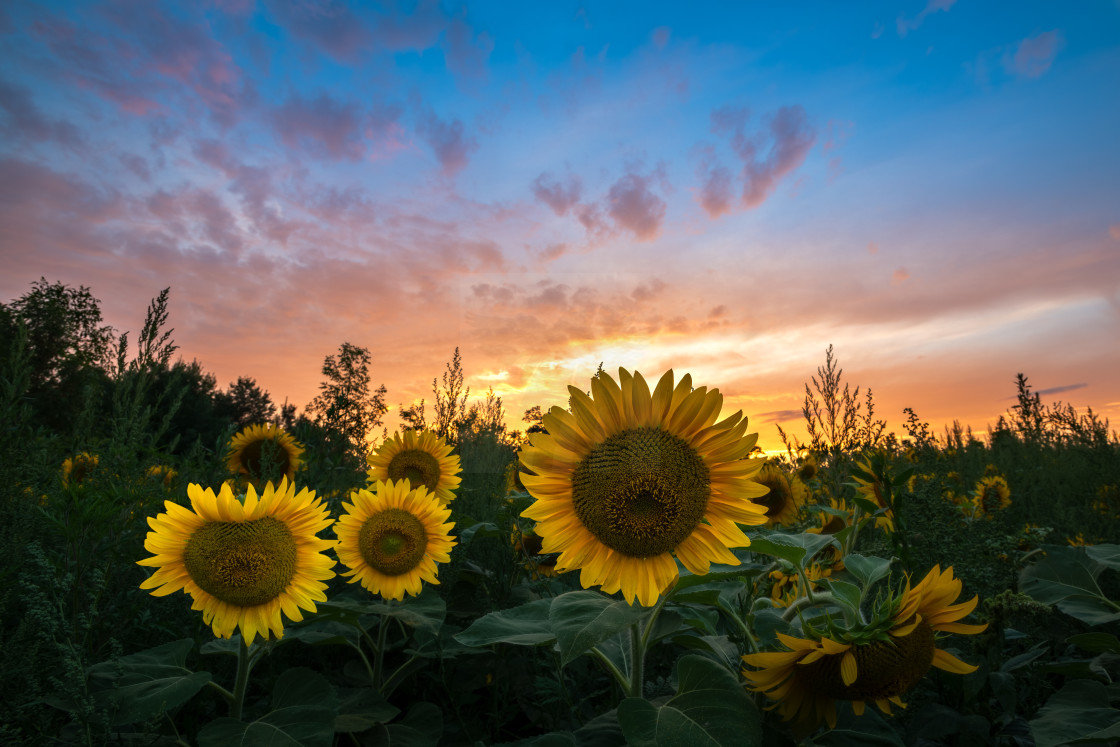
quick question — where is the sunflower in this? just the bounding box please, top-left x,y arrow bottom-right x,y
367,430 -> 462,505
147,464 -> 178,489
335,479 -> 456,601
226,424 -> 305,485
768,563 -> 832,608
795,451 -> 820,482
519,368 -> 769,607
513,524 -> 566,580
62,452 -> 99,488
743,565 -> 987,729
851,456 -> 894,531
972,476 -> 1010,519
137,479 -> 335,646
755,460 -> 807,526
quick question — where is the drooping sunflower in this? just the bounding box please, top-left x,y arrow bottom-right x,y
519,368 -> 769,607
972,475 -> 1010,519
754,460 -> 807,526
137,479 -> 336,646
335,479 -> 456,601
743,565 -> 987,729
367,429 -> 462,505
62,452 -> 99,488
225,424 -> 305,485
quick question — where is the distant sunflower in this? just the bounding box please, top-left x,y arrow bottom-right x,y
754,460 -> 807,526
972,476 -> 1011,518
62,452 -> 99,488
335,480 -> 456,601
137,479 -> 335,646
744,565 -> 986,729
519,368 -> 769,607
226,424 -> 304,485
851,456 -> 894,531
367,429 -> 462,505
513,524 -> 566,580
147,465 -> 178,489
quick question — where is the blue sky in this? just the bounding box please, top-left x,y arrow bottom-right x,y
2,0 -> 1118,448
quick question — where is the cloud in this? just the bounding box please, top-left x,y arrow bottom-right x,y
631,279 -> 666,302
694,144 -> 734,218
1035,383 -> 1088,397
651,27 -> 671,50
415,106 -> 477,176
272,92 -> 370,161
607,169 -> 667,241
896,0 -> 957,38
757,409 -> 802,423
0,78 -> 83,148
892,267 -> 910,285
442,16 -> 494,79
1004,30 -> 1064,79
1110,224 -> 1120,241
264,0 -> 373,61
531,172 -> 583,216
740,106 -> 816,209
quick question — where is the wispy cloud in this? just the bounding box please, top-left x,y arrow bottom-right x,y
897,0 -> 957,38
1003,30 -> 1064,79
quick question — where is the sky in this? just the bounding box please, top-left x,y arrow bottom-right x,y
2,0 -> 1119,452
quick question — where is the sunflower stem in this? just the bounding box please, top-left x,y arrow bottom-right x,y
780,591 -> 838,622
628,624 -> 645,699
588,645 -> 631,696
371,608 -> 391,687
230,637 -> 253,720
348,639 -> 376,685
206,680 -> 235,706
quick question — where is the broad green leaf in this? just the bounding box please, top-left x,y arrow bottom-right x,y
1020,546 -> 1120,625
746,532 -> 836,569
86,639 -> 212,726
1086,544 -> 1120,571
458,519 -> 502,544
362,587 -> 447,635
369,702 -> 442,747
454,598 -> 556,647
497,734 -> 579,747
1068,632 -> 1120,654
549,590 -> 647,667
334,688 -> 400,733
817,578 -> 862,618
842,554 -> 893,591
285,619 -> 361,647
272,668 -> 337,711
617,655 -> 761,747
810,702 -> 905,746
198,706 -> 336,747
1030,679 -> 1120,747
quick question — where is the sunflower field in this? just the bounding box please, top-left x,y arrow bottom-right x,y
2,282 -> 1120,746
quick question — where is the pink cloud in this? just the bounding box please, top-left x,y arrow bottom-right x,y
694,144 -> 735,218
741,106 -> 816,208
892,267 -> 910,285
264,0 -> 373,61
443,16 -> 494,79
1004,30 -> 1064,79
272,93 -> 370,161
607,170 -> 667,241
1110,224 -> 1120,241
896,0 -> 957,38
415,106 -> 477,176
651,26 -> 671,50
531,172 -> 583,216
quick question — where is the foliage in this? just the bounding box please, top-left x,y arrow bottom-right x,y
306,341 -> 388,460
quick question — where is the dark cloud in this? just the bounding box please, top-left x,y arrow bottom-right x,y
531,172 -> 583,216
119,153 -> 151,181
443,16 -> 494,79
741,106 -> 816,208
0,78 -> 83,148
1035,383 -> 1087,397
631,279 -> 666,302
757,409 -> 803,423
264,0 -> 373,61
415,107 -> 477,176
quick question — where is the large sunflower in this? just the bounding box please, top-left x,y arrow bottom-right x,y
519,368 -> 769,607
334,479 -> 456,601
743,565 -> 987,729
226,424 -> 305,485
137,479 -> 335,646
367,429 -> 462,505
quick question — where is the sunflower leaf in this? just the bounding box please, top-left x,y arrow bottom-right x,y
746,532 -> 836,570
1020,546 -> 1120,625
1029,678 -> 1120,747
617,655 -> 762,747
841,554 -> 893,591
84,639 -> 213,726
454,598 -> 556,647
198,706 -> 336,747
549,591 -> 648,667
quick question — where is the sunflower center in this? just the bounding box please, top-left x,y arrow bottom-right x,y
359,508 -> 428,576
387,449 -> 442,493
570,426 -> 710,558
755,475 -> 792,519
183,517 -> 297,608
240,438 -> 292,480
801,620 -> 936,701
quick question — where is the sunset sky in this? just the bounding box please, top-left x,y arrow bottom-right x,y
2,1 -> 1118,452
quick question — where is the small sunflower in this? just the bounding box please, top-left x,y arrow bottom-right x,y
335,480 -> 456,601
972,476 -> 1010,519
851,456 -> 894,531
768,563 -> 832,608
519,368 -> 769,607
513,524 -> 566,580
367,429 -> 462,505
794,450 -> 820,483
744,565 -> 986,729
755,460 -> 807,526
147,464 -> 178,489
137,479 -> 335,646
226,424 -> 305,485
62,452 -> 99,488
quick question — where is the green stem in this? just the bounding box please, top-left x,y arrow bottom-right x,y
780,591 -> 838,622
628,624 -> 644,699
230,638 -> 252,720
381,654 -> 420,695
206,680 -> 235,706
348,639 -> 376,685
370,607 -> 392,687
588,645 -> 631,696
